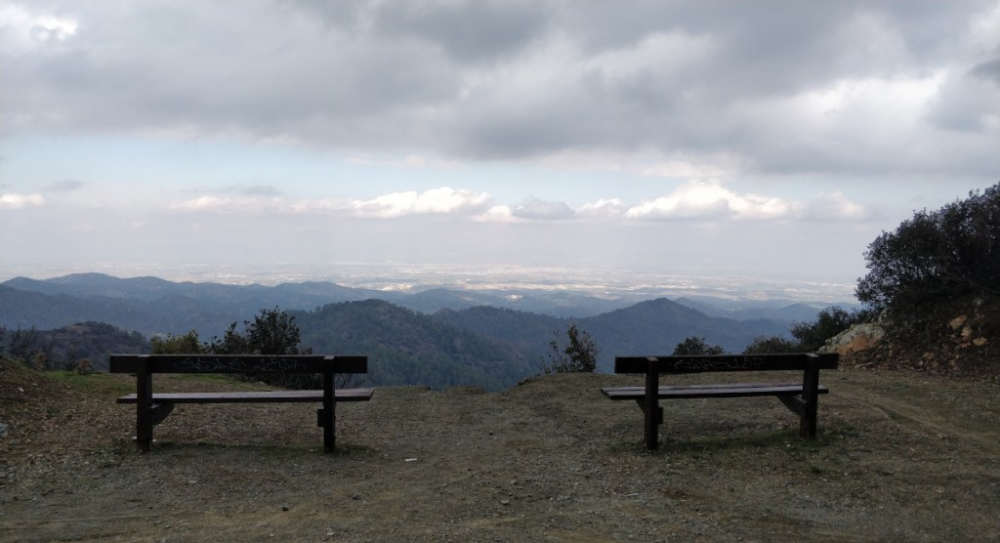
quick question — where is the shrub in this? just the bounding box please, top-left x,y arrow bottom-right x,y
151,330 -> 206,354
743,336 -> 800,354
672,336 -> 724,355
790,307 -> 869,351
857,183 -> 1000,314
544,323 -> 598,373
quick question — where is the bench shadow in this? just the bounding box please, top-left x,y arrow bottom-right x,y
140,440 -> 378,459
608,424 -> 854,457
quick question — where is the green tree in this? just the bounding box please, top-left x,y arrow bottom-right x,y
857,183 -> 1000,314
210,322 -> 250,354
743,335 -> 800,354
672,336 -> 724,355
790,307 -> 865,351
544,323 -> 598,373
151,330 -> 206,354
209,308 -> 302,355
246,307 -> 301,355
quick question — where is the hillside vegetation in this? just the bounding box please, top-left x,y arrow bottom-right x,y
432,298 -> 790,372
0,322 -> 149,371
825,184 -> 1000,377
294,300 -> 535,390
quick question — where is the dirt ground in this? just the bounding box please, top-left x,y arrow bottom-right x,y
2,360 -> 999,542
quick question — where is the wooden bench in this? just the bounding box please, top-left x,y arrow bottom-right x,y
602,353 -> 839,450
110,354 -> 372,453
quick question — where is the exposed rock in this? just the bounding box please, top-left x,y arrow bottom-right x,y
961,326 -> 973,339
973,337 -> 988,347
820,323 -> 885,356
949,315 -> 968,330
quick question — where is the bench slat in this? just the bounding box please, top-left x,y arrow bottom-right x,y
600,383 -> 829,400
116,388 -> 374,404
614,353 -> 838,374
110,354 -> 368,374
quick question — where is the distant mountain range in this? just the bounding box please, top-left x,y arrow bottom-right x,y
1,273 -> 853,327
432,299 -> 792,373
0,273 -> 855,389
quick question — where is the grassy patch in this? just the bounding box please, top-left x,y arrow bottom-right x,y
44,370 -> 133,396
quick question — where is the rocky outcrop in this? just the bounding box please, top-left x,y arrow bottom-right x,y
820,322 -> 885,356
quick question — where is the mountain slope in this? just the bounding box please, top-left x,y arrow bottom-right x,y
294,300 -> 535,390
435,298 -> 792,372
1,321 -> 150,371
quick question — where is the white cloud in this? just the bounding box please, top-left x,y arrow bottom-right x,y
624,181 -> 870,222
474,205 -> 517,223
350,187 -> 492,218
625,181 -> 791,221
0,3 -> 78,51
167,184 -> 872,224
576,198 -> 626,218
0,192 -> 45,209
511,197 -> 575,220
170,187 -> 492,218
800,192 -> 872,221
170,195 -> 285,213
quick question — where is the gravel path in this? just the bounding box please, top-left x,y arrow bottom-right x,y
2,362 -> 999,542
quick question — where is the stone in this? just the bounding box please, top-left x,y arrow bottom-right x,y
949,315 -> 968,330
973,337 -> 988,347
961,326 -> 973,339
820,323 -> 885,355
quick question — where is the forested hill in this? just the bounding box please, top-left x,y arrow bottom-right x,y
0,321 -> 149,371
432,298 -> 790,372
2,286 -> 792,388
293,300 -> 535,390
0,273 -> 636,327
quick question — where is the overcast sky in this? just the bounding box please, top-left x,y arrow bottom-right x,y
2,1 -> 999,295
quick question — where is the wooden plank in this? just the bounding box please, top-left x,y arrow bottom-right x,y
644,360 -> 659,450
136,368 -> 152,453
802,364 -> 820,439
322,370 -> 335,453
109,354 -> 368,374
116,388 -> 375,404
614,353 -> 839,374
601,384 -> 829,400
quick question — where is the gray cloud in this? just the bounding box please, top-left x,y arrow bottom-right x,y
972,57 -> 1000,83
2,0 -> 998,177
43,179 -> 85,192
372,1 -> 550,62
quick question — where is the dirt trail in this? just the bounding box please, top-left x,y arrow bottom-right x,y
2,365 -> 999,542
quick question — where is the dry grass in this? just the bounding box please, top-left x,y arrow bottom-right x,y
2,360 -> 999,542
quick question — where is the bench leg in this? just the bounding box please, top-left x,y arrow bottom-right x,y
149,402 -> 175,426
801,365 -> 819,440
136,369 -> 153,452
644,366 -> 659,450
322,370 -> 335,453
634,400 -> 663,425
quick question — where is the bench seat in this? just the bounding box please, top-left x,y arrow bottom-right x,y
116,388 -> 375,404
601,383 -> 828,400
110,354 -> 370,453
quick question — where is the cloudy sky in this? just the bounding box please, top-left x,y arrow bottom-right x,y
2,1 -> 999,294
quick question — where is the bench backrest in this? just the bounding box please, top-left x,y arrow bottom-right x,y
109,354 -> 368,374
614,353 -> 838,374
